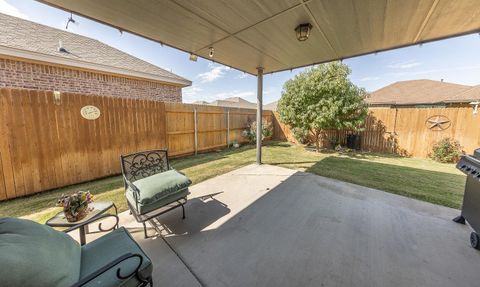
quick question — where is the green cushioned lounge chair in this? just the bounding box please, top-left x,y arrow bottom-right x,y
121,149 -> 191,238
0,217 -> 153,287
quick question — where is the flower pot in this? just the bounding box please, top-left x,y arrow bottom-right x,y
64,204 -> 90,222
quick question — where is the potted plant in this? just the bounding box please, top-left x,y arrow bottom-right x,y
57,191 -> 94,222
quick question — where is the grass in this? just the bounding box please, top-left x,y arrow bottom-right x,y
0,141 -> 465,223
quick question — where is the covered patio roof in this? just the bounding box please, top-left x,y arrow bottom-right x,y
38,0 -> 480,75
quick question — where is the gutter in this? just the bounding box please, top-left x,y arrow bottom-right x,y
0,45 -> 192,87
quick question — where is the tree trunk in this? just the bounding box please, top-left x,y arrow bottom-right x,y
335,129 -> 340,148
314,130 -> 320,152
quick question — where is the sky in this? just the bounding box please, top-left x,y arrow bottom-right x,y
2,0 -> 480,104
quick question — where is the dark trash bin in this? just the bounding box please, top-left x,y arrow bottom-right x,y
346,134 -> 361,150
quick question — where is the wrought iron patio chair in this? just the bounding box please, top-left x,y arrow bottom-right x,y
120,149 -> 191,238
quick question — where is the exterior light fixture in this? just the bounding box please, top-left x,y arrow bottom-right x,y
189,53 -> 198,62
470,101 -> 480,115
57,40 -> 67,53
208,47 -> 214,58
65,13 -> 76,29
295,23 -> 313,41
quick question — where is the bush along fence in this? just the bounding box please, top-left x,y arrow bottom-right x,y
274,105 -> 480,158
0,88 -> 272,200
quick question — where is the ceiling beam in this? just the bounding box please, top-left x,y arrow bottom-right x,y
413,0 -> 440,43
169,0 -> 288,71
299,0 -> 339,59
192,1 -> 311,54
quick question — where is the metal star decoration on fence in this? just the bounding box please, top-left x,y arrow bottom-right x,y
426,115 -> 451,131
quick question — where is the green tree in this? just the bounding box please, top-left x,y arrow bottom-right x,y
277,62 -> 368,152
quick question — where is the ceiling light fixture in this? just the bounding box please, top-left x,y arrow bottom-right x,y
189,53 -> 198,62
209,47 -> 214,58
295,23 -> 313,41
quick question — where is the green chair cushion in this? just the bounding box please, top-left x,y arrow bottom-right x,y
80,227 -> 152,287
127,169 -> 191,215
127,188 -> 189,215
132,169 -> 191,204
0,217 -> 81,287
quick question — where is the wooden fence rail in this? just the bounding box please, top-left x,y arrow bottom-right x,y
0,88 -> 272,200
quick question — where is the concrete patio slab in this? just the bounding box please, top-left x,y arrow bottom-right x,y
150,164 -> 480,287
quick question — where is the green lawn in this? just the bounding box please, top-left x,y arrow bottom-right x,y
0,141 -> 465,223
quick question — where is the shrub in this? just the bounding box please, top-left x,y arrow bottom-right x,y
430,138 -> 463,163
242,120 -> 273,143
292,127 -> 310,144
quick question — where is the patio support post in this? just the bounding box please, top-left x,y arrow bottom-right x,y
256,67 -> 263,165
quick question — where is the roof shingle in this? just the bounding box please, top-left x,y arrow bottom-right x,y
0,13 -> 190,86
366,79 -> 480,105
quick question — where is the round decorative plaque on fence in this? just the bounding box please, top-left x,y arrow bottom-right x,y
80,105 -> 101,120
426,115 -> 450,131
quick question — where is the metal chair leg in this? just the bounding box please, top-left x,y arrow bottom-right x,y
142,222 -> 148,239
181,203 -> 185,219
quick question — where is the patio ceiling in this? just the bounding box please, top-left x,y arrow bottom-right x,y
38,0 -> 480,75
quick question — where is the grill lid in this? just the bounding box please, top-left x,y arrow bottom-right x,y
475,148 -> 480,160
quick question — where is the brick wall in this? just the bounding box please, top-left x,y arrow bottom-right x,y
0,57 -> 182,102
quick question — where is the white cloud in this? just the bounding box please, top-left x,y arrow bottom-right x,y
197,63 -> 230,83
0,0 -> 29,19
236,72 -> 249,79
387,60 -> 421,69
359,76 -> 380,82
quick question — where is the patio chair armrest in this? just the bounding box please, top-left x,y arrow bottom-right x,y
70,253 -> 150,287
63,213 -> 119,234
124,177 -> 141,199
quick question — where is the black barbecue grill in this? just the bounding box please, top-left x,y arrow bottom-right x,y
453,148 -> 480,250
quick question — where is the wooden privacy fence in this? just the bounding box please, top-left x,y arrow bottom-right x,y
165,102 -> 271,156
0,88 -> 272,200
274,105 -> 480,157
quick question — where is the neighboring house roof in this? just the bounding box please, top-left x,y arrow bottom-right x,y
209,97 -> 257,109
0,13 -> 191,86
454,85 -> 480,103
264,101 -> 278,111
192,100 -> 210,105
366,80 -> 479,105
193,96 -> 279,110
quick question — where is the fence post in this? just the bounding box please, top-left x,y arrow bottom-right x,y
194,108 -> 198,155
227,109 -> 230,148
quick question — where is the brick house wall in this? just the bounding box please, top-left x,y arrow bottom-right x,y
0,57 -> 182,102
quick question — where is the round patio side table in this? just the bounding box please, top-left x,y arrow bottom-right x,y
46,201 -> 118,245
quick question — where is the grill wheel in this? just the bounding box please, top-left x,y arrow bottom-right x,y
470,232 -> 480,250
